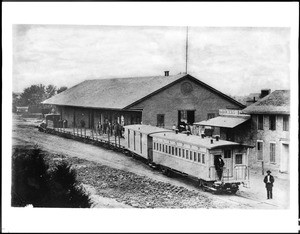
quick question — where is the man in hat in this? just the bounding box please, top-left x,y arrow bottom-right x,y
214,155 -> 225,181
263,170 -> 275,199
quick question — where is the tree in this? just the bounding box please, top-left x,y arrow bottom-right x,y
20,84 -> 46,107
45,84 -> 57,99
57,86 -> 68,94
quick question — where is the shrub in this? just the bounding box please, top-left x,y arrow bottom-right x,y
11,146 -> 92,208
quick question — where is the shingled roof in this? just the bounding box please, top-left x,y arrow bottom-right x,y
242,90 -> 290,115
42,74 -> 244,109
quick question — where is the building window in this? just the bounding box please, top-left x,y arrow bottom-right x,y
207,113 -> 215,120
235,154 -> 243,164
269,115 -> 276,130
202,154 -> 205,164
270,143 -> 276,163
257,141 -> 263,161
258,115 -> 264,130
283,116 -> 289,131
157,114 -> 165,127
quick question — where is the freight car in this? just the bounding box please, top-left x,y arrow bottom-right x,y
124,124 -> 251,194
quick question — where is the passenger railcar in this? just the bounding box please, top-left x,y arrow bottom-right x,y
124,124 -> 251,194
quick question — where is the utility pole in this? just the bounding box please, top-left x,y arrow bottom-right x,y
185,26 -> 189,74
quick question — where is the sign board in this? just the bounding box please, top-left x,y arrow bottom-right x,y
219,109 -> 249,117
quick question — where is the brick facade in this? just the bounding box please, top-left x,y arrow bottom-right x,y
128,77 -> 242,129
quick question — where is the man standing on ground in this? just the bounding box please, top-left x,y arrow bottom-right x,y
263,170 -> 275,199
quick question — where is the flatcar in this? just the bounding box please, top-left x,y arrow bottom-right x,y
124,124 -> 251,194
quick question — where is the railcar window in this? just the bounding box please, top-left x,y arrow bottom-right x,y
197,153 -> 201,162
133,131 -> 136,150
202,154 -> 205,164
154,142 -> 156,150
179,148 -> 181,157
194,152 -> 197,161
169,146 -> 171,154
235,154 -> 243,164
172,147 -> 174,155
128,130 -> 130,148
175,147 -> 177,156
159,143 -> 161,151
165,145 -> 168,153
182,149 -> 185,158
190,151 -> 192,160
140,133 -> 142,154
186,150 -> 189,159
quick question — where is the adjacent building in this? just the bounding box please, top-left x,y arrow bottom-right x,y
42,73 -> 245,130
194,89 -> 290,174
242,90 -> 290,173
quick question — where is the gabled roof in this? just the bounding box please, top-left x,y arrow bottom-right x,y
242,90 -> 290,115
42,74 -> 245,109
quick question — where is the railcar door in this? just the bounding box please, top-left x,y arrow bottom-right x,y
147,136 -> 153,162
223,149 -> 233,177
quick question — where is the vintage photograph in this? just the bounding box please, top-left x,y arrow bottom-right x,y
3,2 -> 299,233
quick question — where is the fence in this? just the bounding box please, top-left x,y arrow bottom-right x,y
44,126 -> 124,152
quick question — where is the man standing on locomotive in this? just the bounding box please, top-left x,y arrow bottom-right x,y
214,155 -> 225,181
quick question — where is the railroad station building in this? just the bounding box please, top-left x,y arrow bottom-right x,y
42,72 -> 245,130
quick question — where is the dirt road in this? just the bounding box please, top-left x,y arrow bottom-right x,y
12,115 -> 283,209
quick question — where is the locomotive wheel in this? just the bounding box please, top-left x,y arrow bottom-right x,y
161,166 -> 171,177
198,179 -> 204,188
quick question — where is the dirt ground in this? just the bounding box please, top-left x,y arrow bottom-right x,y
11,115 -> 290,209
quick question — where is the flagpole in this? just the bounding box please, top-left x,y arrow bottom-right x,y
185,26 -> 189,74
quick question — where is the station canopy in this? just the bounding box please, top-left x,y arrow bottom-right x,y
194,115 -> 250,128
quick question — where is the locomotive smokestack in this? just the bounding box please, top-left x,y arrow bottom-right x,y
164,71 -> 169,76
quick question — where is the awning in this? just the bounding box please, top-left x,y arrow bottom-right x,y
194,116 -> 250,128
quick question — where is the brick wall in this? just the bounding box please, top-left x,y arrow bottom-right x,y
129,77 -> 242,129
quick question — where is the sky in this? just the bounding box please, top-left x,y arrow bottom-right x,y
13,25 -> 290,97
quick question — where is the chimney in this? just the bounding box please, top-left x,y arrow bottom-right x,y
164,71 -> 169,76
260,89 -> 271,99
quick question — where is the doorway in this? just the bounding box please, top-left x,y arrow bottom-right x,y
280,143 -> 289,173
224,150 -> 233,177
178,110 -> 195,126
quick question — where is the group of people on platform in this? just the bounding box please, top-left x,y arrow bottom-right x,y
172,122 -> 193,135
96,121 -> 124,138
